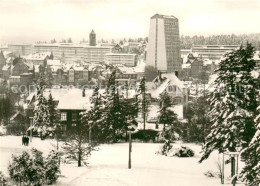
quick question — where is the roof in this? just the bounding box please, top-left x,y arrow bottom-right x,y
151,13 -> 178,20
57,89 -> 93,110
2,64 -> 10,71
47,59 -> 61,66
149,73 -> 185,98
24,52 -> 50,61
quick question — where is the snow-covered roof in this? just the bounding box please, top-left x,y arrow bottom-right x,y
57,89 -> 93,110
149,73 -> 185,99
150,78 -> 170,98
47,59 -> 61,66
203,59 -> 213,66
134,60 -> 145,73
182,63 -> 191,69
2,64 -> 10,71
161,73 -> 185,89
24,52 -> 50,60
117,66 -> 136,74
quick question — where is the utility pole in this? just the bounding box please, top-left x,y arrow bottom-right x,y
29,117 -> 33,142
128,131 -> 132,169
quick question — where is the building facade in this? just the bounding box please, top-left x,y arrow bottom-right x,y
104,53 -> 137,67
8,44 -> 33,57
146,14 -> 182,75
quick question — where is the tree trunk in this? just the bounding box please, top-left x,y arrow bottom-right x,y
78,152 -> 82,167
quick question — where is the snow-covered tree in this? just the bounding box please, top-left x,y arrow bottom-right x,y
81,86 -> 107,143
158,91 -> 173,131
200,43 -> 259,163
241,103 -> 260,185
138,76 -> 149,130
32,75 -> 53,139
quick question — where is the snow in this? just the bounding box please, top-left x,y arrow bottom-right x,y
57,88 -> 93,110
24,52 -> 51,60
0,136 -> 238,186
250,70 -> 259,78
150,79 -> 170,98
147,104 -> 183,121
47,59 -> 61,66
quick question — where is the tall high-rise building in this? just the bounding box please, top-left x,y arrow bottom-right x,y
89,29 -> 96,46
146,14 -> 181,75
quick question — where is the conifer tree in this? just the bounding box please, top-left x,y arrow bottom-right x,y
200,43 -> 259,163
241,103 -> 260,185
138,76 -> 149,130
32,74 -> 52,139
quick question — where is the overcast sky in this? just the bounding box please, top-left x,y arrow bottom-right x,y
0,0 -> 259,44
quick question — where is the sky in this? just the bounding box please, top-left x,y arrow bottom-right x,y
0,0 -> 259,44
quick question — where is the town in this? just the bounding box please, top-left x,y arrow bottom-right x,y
0,2 -> 259,186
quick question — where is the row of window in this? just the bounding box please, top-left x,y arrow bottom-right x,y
60,112 -> 77,121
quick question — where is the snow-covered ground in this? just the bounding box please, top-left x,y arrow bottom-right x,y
0,136 -> 242,186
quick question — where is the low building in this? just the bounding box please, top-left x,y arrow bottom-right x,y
105,53 -> 137,67
23,52 -> 51,67
191,45 -> 239,60
149,73 -> 188,105
57,89 -> 92,131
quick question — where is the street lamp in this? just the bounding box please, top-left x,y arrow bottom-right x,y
127,122 -> 137,169
29,117 -> 33,142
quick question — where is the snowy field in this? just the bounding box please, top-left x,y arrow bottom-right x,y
0,136 -> 243,186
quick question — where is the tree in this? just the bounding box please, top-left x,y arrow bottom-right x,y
31,75 -> 53,139
138,76 -> 149,130
184,96 -> 210,143
47,94 -> 60,147
62,118 -> 97,167
49,52 -> 54,60
200,43 -> 259,163
81,86 -> 107,143
67,38 -> 72,43
0,94 -> 14,125
8,148 -> 60,185
240,102 -> 260,185
157,91 -> 180,140
158,91 -> 172,131
144,66 -> 158,82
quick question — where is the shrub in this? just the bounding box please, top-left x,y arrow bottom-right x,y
6,123 -> 27,135
0,171 -> 7,185
172,146 -> 195,157
161,140 -> 173,156
8,148 -> 60,185
204,170 -> 218,178
131,129 -> 158,142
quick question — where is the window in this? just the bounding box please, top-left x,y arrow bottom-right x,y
168,86 -> 173,92
72,113 -> 77,121
61,112 -> 67,121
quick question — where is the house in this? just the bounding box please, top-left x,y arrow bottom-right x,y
9,58 -> 34,86
11,58 -> 32,76
149,72 -> 188,104
57,89 -> 93,131
23,52 -> 51,67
